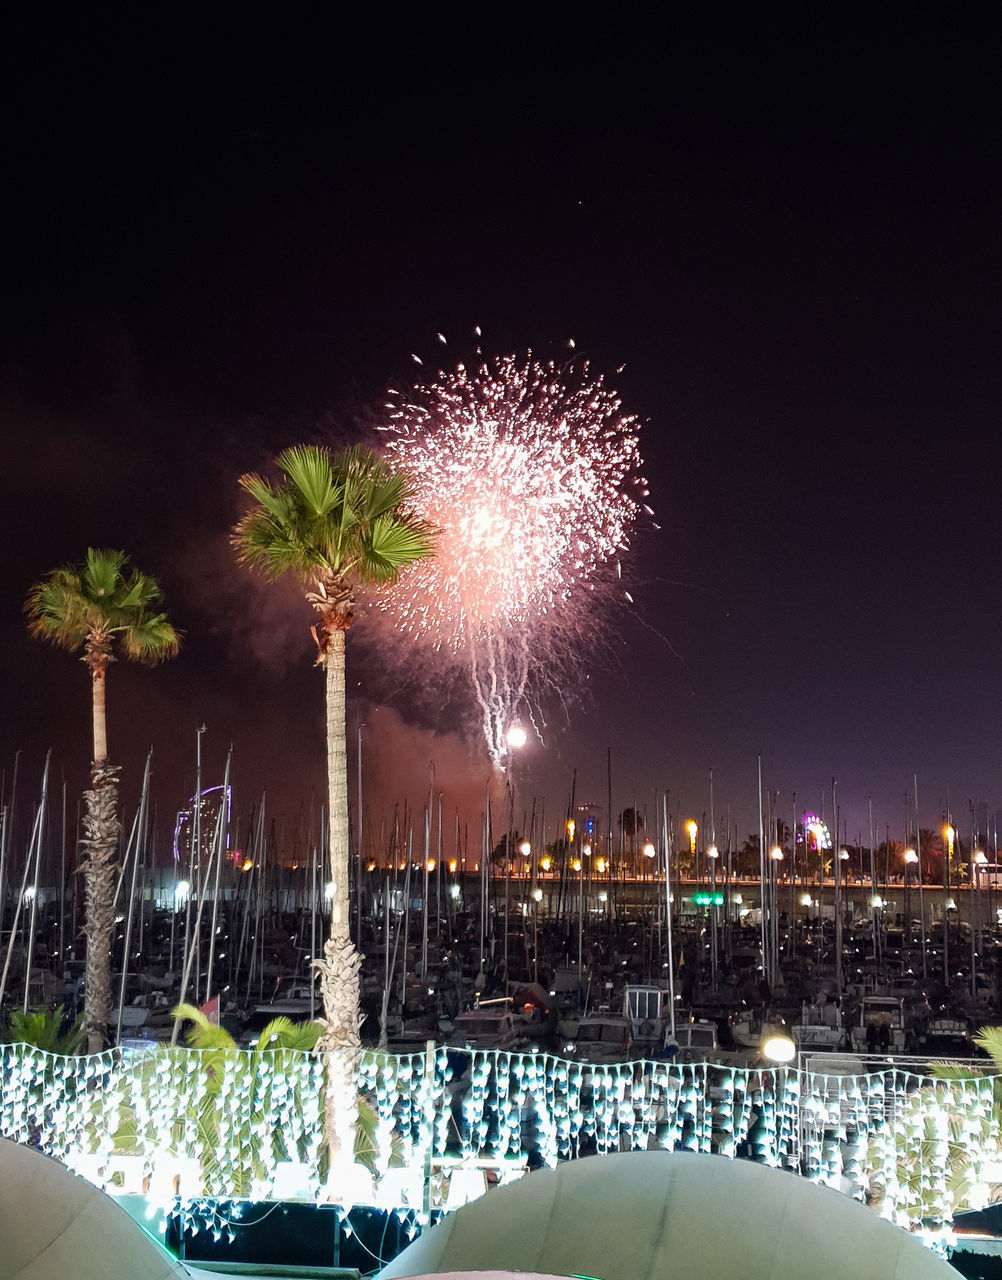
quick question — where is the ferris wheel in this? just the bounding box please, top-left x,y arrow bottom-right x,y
801,813 -> 832,852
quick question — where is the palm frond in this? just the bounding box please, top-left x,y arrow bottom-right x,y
118,613 -> 181,664
277,445 -> 342,518
974,1026 -> 1002,1068
25,571 -> 93,650
232,443 -> 435,596
83,548 -> 128,599
364,514 -> 438,577
171,1002 -> 238,1050
26,549 -> 179,667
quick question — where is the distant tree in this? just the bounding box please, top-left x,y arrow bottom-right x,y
25,549 -> 178,1053
734,833 -> 761,879
918,828 -> 946,886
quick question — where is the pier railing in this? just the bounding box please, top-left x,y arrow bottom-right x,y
2,1040 -> 999,1227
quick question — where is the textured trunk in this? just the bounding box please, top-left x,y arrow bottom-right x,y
91,663 -> 108,764
80,760 -> 120,1054
315,623 -> 362,1175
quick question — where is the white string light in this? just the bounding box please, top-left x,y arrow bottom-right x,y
1,1040 -> 998,1241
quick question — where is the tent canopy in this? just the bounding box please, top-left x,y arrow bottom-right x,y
379,1150 -> 955,1280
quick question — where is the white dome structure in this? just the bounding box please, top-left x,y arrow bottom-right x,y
0,1138 -> 187,1280
379,1150 -> 955,1280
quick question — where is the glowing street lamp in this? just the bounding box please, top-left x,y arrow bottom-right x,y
707,843 -> 719,860
686,821 -> 698,853
505,721 -> 527,751
642,840 -> 656,859
761,1030 -> 797,1063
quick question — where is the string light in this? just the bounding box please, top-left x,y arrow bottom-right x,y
1,1040 -> 998,1241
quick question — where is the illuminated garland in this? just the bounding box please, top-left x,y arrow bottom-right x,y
2,1041 -> 1000,1236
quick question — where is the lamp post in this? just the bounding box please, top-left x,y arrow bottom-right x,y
945,823 -> 956,987
973,849 -> 987,1000
707,842 -> 719,988
769,846 -> 783,991
903,847 -> 917,962
836,846 -> 848,998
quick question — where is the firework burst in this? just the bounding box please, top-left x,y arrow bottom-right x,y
376,351 -> 648,767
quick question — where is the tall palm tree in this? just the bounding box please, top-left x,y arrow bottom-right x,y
232,443 -> 435,1170
25,549 -> 179,1053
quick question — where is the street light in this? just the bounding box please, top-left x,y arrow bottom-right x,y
761,1030 -> 797,1064
973,850 -> 988,998
505,721 -> 527,751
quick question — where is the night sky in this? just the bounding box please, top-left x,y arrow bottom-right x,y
3,20 -> 1001,853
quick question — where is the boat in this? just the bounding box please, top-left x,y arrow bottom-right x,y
664,1018 -> 721,1062
921,1013 -> 972,1053
623,984 -> 672,1054
791,999 -> 844,1052
448,984 -> 557,1052
562,1012 -> 633,1064
849,994 -> 910,1054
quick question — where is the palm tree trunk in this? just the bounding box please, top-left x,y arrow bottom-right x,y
315,623 -> 362,1173
80,649 -> 118,1054
81,760 -> 120,1053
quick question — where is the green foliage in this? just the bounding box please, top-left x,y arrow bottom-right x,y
233,443 -> 436,593
25,548 -> 180,662
888,1024 -> 1002,1224
5,1005 -> 83,1054
172,1002 -> 324,1052
973,1026 -> 1002,1066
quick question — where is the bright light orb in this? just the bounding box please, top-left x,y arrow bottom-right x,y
761,1032 -> 797,1063
505,723 -> 528,750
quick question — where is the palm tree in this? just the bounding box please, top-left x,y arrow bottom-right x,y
25,549 -> 179,1053
232,443 -> 434,1170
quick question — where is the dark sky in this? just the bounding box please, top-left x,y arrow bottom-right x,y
2,19 -> 1001,853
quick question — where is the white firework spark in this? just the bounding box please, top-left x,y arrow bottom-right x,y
377,351 -> 647,767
